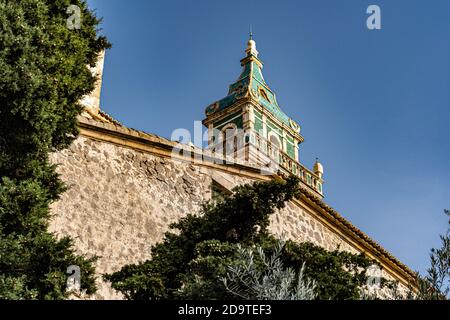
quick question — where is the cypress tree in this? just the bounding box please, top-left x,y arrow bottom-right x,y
0,0 -> 109,299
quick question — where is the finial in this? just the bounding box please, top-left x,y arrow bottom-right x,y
245,26 -> 258,58
313,157 -> 324,178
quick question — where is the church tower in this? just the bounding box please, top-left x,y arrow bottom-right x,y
202,37 -> 324,198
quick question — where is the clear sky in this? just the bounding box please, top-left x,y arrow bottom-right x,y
86,0 -> 450,276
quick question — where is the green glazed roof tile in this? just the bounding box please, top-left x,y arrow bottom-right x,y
206,39 -> 300,132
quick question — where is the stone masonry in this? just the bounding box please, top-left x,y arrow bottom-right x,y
49,121 -> 413,299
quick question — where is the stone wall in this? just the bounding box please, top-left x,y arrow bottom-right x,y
49,134 -> 404,299
269,202 -> 357,254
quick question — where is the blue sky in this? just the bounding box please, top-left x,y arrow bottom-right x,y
87,0 -> 450,276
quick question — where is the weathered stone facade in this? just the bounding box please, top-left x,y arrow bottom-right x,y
50,136 -> 209,299
49,134 -> 257,299
48,117 -> 414,299
269,202 -> 355,254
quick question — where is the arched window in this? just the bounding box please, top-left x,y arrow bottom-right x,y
267,132 -> 281,162
268,132 -> 281,149
221,123 -> 237,141
221,123 -> 238,157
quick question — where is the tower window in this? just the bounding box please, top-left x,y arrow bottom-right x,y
268,132 -> 281,149
259,88 -> 270,102
221,123 -> 238,143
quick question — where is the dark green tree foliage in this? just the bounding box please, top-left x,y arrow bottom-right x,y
0,0 -> 109,299
105,177 -> 378,300
282,242 -> 372,300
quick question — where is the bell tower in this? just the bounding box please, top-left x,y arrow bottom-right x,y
202,37 -> 324,197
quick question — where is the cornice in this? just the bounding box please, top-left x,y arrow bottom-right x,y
76,115 -> 417,288
295,186 -> 417,287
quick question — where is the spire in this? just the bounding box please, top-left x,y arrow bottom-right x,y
205,34 -> 302,136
